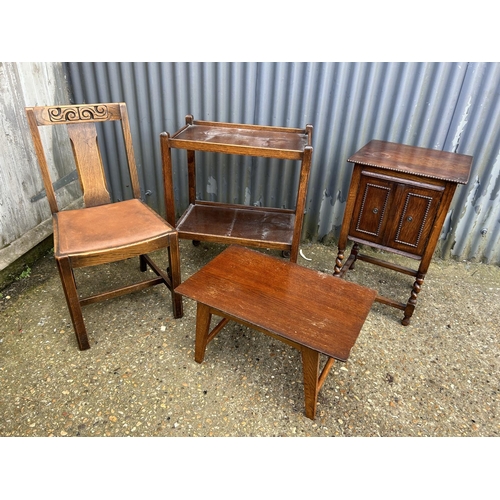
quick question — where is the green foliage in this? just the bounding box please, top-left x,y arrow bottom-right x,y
16,266 -> 31,281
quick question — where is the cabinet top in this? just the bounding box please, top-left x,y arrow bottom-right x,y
348,140 -> 473,185
168,116 -> 312,160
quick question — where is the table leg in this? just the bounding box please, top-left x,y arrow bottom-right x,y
301,346 -> 321,420
333,248 -> 345,276
349,242 -> 360,270
402,271 -> 425,326
195,302 -> 212,363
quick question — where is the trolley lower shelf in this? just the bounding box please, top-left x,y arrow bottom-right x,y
176,202 -> 295,250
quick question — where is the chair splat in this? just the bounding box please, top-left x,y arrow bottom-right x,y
67,122 -> 111,207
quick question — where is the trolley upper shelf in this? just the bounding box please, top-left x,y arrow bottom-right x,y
168,116 -> 313,160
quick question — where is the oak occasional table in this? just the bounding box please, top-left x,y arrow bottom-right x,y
334,140 -> 472,326
175,245 -> 376,420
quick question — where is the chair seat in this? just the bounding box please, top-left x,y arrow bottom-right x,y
54,199 -> 175,257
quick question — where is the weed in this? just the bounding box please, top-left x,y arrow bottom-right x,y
16,266 -> 31,281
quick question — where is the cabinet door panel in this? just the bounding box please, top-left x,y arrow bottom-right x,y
349,176 -> 394,244
390,186 -> 443,255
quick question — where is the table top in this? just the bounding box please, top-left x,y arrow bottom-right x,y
348,140 -> 473,185
175,245 -> 377,361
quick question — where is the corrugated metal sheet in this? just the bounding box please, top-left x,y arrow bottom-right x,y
65,62 -> 500,264
440,62 -> 500,264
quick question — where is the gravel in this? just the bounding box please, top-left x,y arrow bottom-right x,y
1,239 -> 499,438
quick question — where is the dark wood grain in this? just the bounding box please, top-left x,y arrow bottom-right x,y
176,245 -> 376,419
175,203 -> 295,250
169,118 -> 311,159
26,102 -> 183,350
162,116 -> 313,263
348,140 -> 472,184
335,140 -> 473,326
176,245 -> 376,361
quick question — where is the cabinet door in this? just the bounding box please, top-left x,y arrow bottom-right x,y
349,174 -> 395,245
388,184 -> 444,255
348,169 -> 445,256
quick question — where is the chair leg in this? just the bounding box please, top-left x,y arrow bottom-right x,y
301,346 -> 321,420
139,254 -> 147,272
167,235 -> 183,318
56,256 -> 90,350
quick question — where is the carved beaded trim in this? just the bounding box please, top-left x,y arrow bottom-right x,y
348,160 -> 467,185
395,193 -> 432,247
47,105 -> 109,123
355,183 -> 390,236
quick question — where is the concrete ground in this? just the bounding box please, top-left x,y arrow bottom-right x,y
1,239 -> 499,438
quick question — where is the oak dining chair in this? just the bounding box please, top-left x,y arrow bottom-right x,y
25,102 -> 183,350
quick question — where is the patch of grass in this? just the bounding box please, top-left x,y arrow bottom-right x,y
16,266 -> 31,281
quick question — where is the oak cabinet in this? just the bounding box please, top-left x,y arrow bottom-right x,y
334,140 -> 473,325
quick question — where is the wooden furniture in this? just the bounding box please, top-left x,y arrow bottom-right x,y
161,115 -> 313,263
26,102 -> 183,350
334,140 -> 473,325
175,245 -> 376,420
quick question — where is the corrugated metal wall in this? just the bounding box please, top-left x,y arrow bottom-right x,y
65,62 -> 500,265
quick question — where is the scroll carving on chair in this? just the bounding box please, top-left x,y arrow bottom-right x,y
25,102 -> 183,350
